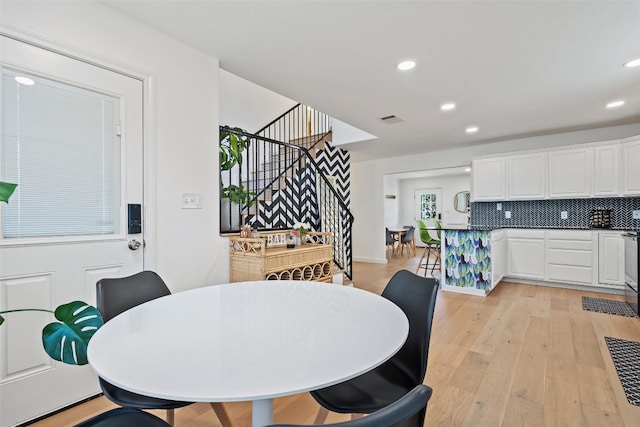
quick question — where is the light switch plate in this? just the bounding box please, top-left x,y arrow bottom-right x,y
505,211 -> 511,219
497,203 -> 502,211
561,211 -> 568,220
633,210 -> 640,219
182,193 -> 202,209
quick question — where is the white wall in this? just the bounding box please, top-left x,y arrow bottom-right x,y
352,123 -> 640,263
398,174 -> 471,230
1,1 -> 227,292
219,69 -> 296,132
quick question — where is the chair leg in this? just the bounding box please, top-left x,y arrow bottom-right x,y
416,248 -> 426,274
430,247 -> 441,274
210,402 -> 233,427
166,409 -> 175,426
314,407 -> 330,424
417,246 -> 433,276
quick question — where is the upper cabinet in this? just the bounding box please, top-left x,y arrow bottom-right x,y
471,136 -> 638,201
548,147 -> 592,198
594,144 -> 620,196
471,157 -> 506,201
507,153 -> 546,200
622,137 -> 640,196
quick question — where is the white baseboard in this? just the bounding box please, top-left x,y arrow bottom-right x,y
353,257 -> 388,264
502,277 -> 626,295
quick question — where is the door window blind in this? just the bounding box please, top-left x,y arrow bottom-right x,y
1,69 -> 120,238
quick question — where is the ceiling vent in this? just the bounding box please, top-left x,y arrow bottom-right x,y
379,115 -> 403,124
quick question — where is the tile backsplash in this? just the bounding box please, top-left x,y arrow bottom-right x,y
470,197 -> 640,230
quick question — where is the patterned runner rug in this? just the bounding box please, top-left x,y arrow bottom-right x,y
605,337 -> 640,406
582,296 -> 638,318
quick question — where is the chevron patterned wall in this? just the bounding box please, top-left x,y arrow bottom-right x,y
250,142 -> 351,231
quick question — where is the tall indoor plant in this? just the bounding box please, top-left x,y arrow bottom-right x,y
220,126 -> 255,231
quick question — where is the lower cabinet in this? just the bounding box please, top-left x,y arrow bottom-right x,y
507,229 -> 545,279
598,231 -> 625,286
545,230 -> 594,285
491,230 -> 506,288
503,229 -> 625,291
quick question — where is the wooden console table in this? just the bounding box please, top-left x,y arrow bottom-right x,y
229,231 -> 334,282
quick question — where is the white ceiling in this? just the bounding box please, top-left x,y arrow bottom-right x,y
103,0 -> 640,162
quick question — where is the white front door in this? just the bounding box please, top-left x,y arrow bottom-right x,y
0,36 -> 145,426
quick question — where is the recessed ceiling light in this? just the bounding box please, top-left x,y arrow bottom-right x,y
465,126 -> 479,134
397,60 -> 416,71
15,76 -> 34,86
606,100 -> 625,109
440,103 -> 456,111
624,58 -> 640,68
464,167 -> 471,172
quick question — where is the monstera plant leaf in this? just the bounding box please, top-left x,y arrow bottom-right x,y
0,182 -> 17,203
42,301 -> 103,365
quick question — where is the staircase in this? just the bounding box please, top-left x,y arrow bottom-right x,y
220,104 -> 353,279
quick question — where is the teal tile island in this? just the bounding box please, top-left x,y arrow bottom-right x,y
441,228 -> 506,296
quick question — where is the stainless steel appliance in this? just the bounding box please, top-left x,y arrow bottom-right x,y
623,231 -> 639,315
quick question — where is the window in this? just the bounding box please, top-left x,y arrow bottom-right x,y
414,188 -> 442,223
1,68 -> 121,238
418,192 -> 437,220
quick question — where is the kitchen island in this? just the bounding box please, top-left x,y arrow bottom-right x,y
440,228 -> 505,296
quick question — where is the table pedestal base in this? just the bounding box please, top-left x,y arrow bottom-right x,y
252,398 -> 274,427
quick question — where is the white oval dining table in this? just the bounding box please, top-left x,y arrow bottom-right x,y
87,280 -> 409,426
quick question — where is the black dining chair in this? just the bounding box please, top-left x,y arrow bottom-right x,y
95,271 -> 232,427
310,270 -> 439,425
400,225 -> 416,256
74,407 -> 170,427
268,384 -> 432,427
385,227 -> 396,258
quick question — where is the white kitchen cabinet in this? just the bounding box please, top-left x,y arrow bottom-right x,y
545,230 -> 593,285
548,148 -> 592,198
594,143 -> 620,196
622,137 -> 640,195
598,231 -> 625,287
491,229 -> 506,288
507,153 -> 547,200
471,157 -> 506,201
507,229 -> 545,279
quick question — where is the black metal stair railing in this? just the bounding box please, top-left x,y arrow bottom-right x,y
219,127 -> 353,279
255,103 -> 332,152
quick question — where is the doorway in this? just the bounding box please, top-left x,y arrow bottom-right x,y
0,35 -> 145,426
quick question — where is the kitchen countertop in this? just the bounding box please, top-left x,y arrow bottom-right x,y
442,226 -> 639,232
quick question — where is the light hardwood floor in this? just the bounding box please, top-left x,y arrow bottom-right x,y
30,255 -> 640,426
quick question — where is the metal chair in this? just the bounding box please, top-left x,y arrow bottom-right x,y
96,271 -> 232,427
310,270 -> 439,425
268,384 -> 432,427
74,407 -> 170,427
415,219 -> 441,277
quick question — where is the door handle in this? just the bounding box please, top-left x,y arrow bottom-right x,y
128,239 -> 143,250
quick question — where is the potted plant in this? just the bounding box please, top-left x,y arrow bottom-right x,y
219,127 -> 254,231
292,222 -> 311,245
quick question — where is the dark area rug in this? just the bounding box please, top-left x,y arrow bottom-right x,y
605,337 -> 640,406
582,296 -> 639,318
